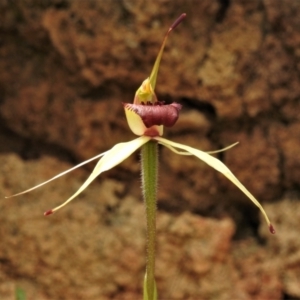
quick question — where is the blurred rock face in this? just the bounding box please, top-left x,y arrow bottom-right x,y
0,0 -> 299,299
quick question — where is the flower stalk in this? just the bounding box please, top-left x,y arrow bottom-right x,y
141,141 -> 158,300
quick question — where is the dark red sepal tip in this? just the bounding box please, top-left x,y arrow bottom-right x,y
44,209 -> 54,216
269,224 -> 276,234
170,13 -> 186,31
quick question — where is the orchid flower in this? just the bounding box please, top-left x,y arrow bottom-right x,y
7,13 -> 274,300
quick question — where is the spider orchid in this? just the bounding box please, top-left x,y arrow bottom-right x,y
7,13 -> 275,300
6,13 -> 274,233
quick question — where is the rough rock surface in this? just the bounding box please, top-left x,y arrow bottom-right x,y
0,0 -> 299,299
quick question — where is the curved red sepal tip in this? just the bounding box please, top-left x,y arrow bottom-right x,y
44,209 -> 54,216
170,13 -> 186,31
269,224 -> 276,234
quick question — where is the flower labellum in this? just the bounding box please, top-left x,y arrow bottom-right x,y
124,102 -> 182,129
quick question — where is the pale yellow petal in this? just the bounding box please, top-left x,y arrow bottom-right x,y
161,143 -> 192,155
206,142 -> 239,154
5,151 -> 109,198
155,137 -> 273,230
162,141 -> 239,156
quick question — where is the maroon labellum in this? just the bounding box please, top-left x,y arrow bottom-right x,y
124,102 -> 182,128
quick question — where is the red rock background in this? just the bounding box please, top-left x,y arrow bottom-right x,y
0,0 -> 299,299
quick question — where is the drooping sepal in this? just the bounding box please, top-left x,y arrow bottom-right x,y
154,136 -> 275,234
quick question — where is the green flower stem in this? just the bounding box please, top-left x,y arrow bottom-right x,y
141,140 -> 158,300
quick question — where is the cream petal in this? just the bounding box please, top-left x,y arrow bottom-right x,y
45,136 -> 150,214
155,137 -> 273,231
206,142 -> 239,154
162,141 -> 240,156
161,143 -> 192,155
5,151 -> 109,198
